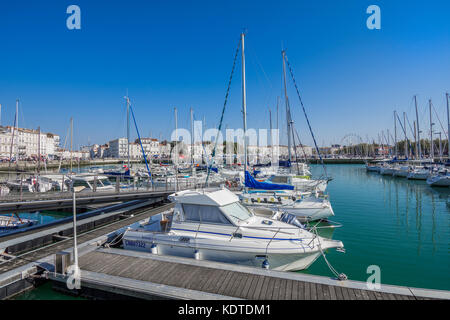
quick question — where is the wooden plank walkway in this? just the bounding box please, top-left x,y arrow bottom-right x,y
74,248 -> 448,300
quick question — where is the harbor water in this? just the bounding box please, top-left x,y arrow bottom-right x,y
303,164 -> 450,291
12,163 -> 450,298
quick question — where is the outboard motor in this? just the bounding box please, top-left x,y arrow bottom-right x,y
279,212 -> 305,229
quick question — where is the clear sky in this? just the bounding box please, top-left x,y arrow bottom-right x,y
0,0 -> 449,149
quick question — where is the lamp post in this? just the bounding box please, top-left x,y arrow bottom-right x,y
71,184 -> 85,282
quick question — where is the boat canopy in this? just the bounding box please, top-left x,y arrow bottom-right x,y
245,171 -> 294,190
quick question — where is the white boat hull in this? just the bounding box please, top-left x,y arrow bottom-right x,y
123,234 -> 324,271
427,175 -> 450,187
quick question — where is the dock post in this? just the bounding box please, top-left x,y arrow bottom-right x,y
116,176 -> 120,193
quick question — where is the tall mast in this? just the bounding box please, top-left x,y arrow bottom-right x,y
429,99 -> 433,161
70,117 -> 73,172
126,95 -> 130,169
394,111 -> 397,157
269,108 -> 273,162
0,103 -> 2,126
414,95 -> 421,158
174,107 -> 178,192
38,126 -> 41,174
282,50 -> 291,168
190,107 -> 194,168
446,92 -> 449,159
413,121 -> 418,159
403,112 -> 408,158
15,99 -> 19,163
241,32 -> 248,176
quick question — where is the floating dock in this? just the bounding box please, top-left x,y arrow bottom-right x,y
49,247 -> 449,300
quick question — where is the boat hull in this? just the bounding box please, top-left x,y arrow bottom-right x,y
123,236 -> 323,271
427,176 -> 450,187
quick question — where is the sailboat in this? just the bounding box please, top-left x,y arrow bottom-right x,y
122,33 -> 344,271
237,47 -> 334,221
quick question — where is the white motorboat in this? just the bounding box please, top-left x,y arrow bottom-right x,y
0,214 -> 37,231
70,174 -> 115,192
392,165 -> 411,177
6,176 -> 53,193
365,164 -> 380,172
426,172 -> 450,187
379,165 -> 396,176
406,167 -> 430,180
122,188 -> 344,271
238,190 -> 334,222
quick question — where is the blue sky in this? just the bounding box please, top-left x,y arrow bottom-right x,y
0,0 -> 449,149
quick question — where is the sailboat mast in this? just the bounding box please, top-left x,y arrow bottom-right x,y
282,51 -> 291,167
414,121 -> 418,159
446,92 -> 449,159
174,107 -> 178,192
403,112 -> 408,158
429,99 -> 433,161
126,95 -> 130,169
269,108 -> 273,162
241,33 -> 248,175
394,111 -> 397,157
38,126 -> 41,174
190,107 -> 194,168
70,117 -> 73,172
15,99 -> 19,163
414,95 -> 421,158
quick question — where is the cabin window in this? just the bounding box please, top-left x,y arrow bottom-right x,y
182,204 -> 232,225
220,202 -> 253,224
268,176 -> 288,184
100,178 -> 112,186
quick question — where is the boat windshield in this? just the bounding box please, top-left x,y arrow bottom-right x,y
220,202 -> 253,224
100,178 -> 112,186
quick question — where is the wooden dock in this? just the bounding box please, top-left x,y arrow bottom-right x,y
50,247 -> 450,300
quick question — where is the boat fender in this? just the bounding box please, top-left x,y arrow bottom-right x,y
262,259 -> 270,269
292,196 -> 296,202
194,249 -> 200,260
151,243 -> 158,254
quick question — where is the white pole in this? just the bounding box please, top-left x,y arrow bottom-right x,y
72,189 -> 79,270
174,107 -> 178,192
415,95 -> 421,158
241,33 -> 248,177
446,92 -> 449,159
429,99 -> 433,161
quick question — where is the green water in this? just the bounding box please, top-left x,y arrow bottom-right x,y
13,164 -> 450,299
302,164 -> 450,291
13,282 -> 84,300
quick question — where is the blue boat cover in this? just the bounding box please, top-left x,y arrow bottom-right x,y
245,171 -> 294,190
